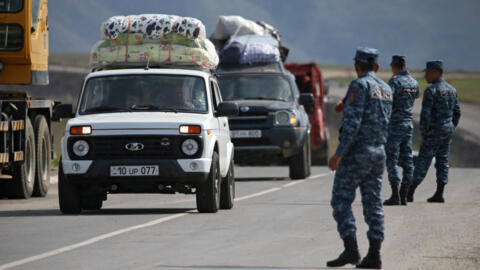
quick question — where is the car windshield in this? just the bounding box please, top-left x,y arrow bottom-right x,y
79,75 -> 208,115
218,75 -> 293,102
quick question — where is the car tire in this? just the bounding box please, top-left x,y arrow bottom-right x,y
81,196 -> 103,211
220,159 -> 235,210
32,115 -> 51,197
289,136 -> 311,180
196,151 -> 220,213
6,118 -> 36,199
58,159 -> 82,214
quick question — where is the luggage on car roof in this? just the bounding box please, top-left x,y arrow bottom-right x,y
211,15 -> 289,64
90,14 -> 219,70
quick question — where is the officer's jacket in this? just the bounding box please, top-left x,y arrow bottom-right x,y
420,78 -> 461,137
388,70 -> 420,126
336,71 -> 393,156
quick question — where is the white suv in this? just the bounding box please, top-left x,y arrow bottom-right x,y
55,68 -> 238,214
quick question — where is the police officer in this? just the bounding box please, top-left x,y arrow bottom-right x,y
407,60 -> 461,203
327,47 -> 392,269
383,55 -> 420,206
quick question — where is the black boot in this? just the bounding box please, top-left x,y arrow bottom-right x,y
327,236 -> 361,267
357,238 -> 382,269
407,184 -> 417,202
427,182 -> 445,203
383,184 -> 400,205
399,184 -> 408,205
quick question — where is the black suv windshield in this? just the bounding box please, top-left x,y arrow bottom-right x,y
79,75 -> 208,115
218,75 -> 293,102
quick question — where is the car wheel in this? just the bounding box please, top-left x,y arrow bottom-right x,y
58,159 -> 82,214
196,151 -> 220,213
32,115 -> 51,197
220,159 -> 235,209
289,136 -> 311,180
81,196 -> 103,211
6,118 -> 36,199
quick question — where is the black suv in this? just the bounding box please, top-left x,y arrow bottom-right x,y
217,63 -> 313,179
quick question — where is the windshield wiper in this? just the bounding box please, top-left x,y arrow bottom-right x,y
130,105 -> 178,113
83,106 -> 131,113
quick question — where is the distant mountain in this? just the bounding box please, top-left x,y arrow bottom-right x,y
49,0 -> 480,71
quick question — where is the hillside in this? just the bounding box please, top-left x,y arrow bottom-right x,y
48,0 -> 480,71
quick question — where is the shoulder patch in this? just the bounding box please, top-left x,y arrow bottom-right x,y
348,87 -> 359,103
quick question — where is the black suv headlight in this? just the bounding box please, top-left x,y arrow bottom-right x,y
274,110 -> 297,126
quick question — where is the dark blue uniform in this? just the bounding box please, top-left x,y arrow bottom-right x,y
332,70 -> 392,241
386,71 -> 420,187
412,77 -> 460,186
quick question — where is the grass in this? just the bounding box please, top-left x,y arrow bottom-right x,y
412,78 -> 480,105
329,76 -> 480,105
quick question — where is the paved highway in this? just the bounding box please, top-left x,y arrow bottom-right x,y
1,166 -> 479,270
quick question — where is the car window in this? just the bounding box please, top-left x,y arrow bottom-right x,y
79,75 -> 208,114
210,80 -> 219,111
218,75 -> 293,102
0,0 -> 23,13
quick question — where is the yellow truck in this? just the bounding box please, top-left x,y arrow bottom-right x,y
0,0 -> 58,198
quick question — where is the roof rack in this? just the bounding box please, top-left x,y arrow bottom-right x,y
216,62 -> 285,75
90,62 -> 215,74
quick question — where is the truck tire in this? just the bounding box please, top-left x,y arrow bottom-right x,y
289,136 -> 311,180
196,152 -> 220,213
6,118 -> 36,199
32,115 -> 51,197
58,160 -> 82,214
220,159 -> 235,210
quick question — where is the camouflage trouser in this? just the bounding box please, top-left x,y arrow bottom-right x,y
331,144 -> 385,241
412,131 -> 453,186
386,126 -> 414,186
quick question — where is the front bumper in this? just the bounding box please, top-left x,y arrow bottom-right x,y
232,127 -> 307,158
62,158 -> 211,185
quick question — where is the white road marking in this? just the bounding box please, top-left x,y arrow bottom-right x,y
0,170 -> 333,269
282,172 -> 332,188
235,187 -> 282,202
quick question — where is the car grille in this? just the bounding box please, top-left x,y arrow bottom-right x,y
229,115 -> 268,125
68,135 -> 201,160
93,136 -> 179,159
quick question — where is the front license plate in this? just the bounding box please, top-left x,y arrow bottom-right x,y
231,129 -> 262,138
110,165 -> 159,177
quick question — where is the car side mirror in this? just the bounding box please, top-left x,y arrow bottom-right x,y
53,103 -> 74,121
299,93 -> 314,105
216,102 -> 239,117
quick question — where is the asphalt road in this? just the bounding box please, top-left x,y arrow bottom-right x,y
1,166 -> 479,270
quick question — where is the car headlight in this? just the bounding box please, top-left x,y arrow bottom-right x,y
72,140 -> 89,157
275,111 -> 297,126
181,139 -> 199,156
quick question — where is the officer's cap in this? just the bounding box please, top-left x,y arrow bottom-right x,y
353,47 -> 379,64
424,60 -> 443,72
390,55 -> 406,66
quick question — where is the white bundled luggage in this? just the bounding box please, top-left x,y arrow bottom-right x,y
101,14 -> 207,40
91,14 -> 218,70
212,15 -> 288,64
211,16 -> 272,40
